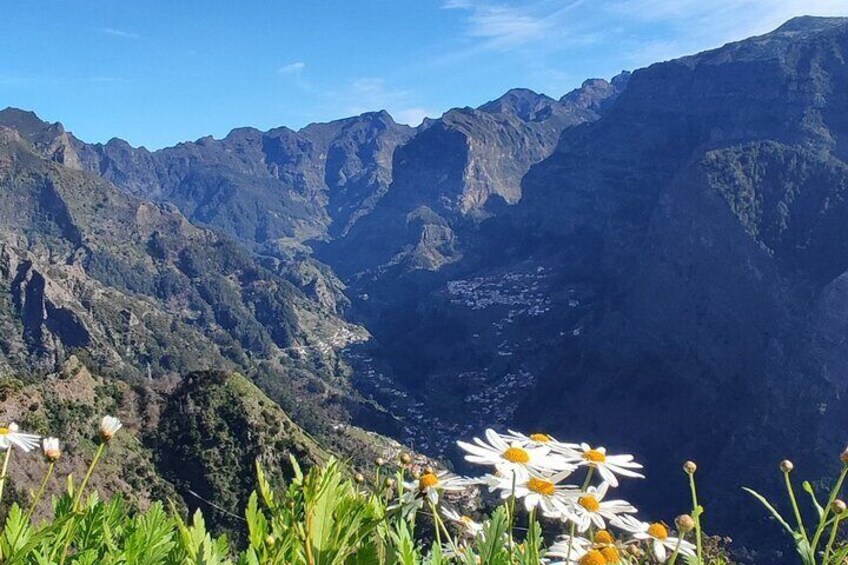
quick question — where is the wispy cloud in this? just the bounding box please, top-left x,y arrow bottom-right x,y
442,0 -> 846,71
96,27 -> 140,39
334,77 -> 437,125
277,61 -> 306,74
605,0 -> 848,65
443,0 -> 586,52
394,107 -> 432,126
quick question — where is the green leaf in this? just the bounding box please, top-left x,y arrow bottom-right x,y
743,487 -> 796,536
802,481 -> 825,518
245,492 -> 267,550
255,461 -> 276,510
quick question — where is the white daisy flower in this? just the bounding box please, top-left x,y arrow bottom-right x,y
562,481 -> 637,532
99,416 -> 122,442
573,443 -> 644,487
396,470 -> 470,516
544,535 -> 593,564
41,437 -> 61,461
545,531 -> 629,565
0,423 -> 41,452
457,428 -> 574,479
488,470 -> 577,516
503,429 -> 581,457
589,530 -> 627,564
614,515 -> 695,562
442,507 -> 484,538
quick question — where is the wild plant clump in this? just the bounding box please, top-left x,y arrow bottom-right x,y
0,419 -> 841,564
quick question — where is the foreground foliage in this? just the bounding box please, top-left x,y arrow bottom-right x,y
0,416 -> 844,563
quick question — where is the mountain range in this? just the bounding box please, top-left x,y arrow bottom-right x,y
2,16 -> 848,559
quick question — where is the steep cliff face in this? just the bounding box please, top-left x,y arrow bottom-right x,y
0,121 -> 408,536
465,17 -> 848,551
0,125 -> 383,440
320,76 -> 629,277
66,111 -> 414,247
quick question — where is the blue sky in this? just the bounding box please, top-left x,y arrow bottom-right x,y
2,1 -> 845,149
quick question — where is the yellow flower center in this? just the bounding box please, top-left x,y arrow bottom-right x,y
601,546 -> 621,563
502,446 -> 530,463
418,473 -> 439,490
584,449 -> 606,463
460,516 -> 474,524
579,495 -> 601,512
526,477 -> 556,496
529,433 -> 551,443
0,428 -> 8,436
594,530 -> 614,545
647,523 -> 669,540
579,550 -> 607,565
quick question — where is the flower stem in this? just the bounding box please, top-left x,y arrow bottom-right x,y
581,467 -> 595,491
564,467 -> 595,564
784,469 -> 809,542
811,465 -> 848,557
507,471 -> 517,563
73,441 -> 105,511
688,471 -> 704,564
25,461 -> 54,524
59,441 -> 107,565
0,446 -> 12,501
822,514 -> 843,563
430,500 -> 458,556
668,536 -> 683,565
527,507 -> 539,563
10,461 -> 56,553
429,500 -> 442,550
565,522 -> 577,563
0,448 -> 13,506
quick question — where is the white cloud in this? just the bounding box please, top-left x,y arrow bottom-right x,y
96,27 -> 139,39
330,77 -> 437,125
443,0 -> 586,51
394,107 -> 433,126
277,61 -> 306,74
607,0 -> 848,62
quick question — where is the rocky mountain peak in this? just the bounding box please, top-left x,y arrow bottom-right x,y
775,15 -> 848,35
559,71 -> 631,114
0,108 -> 82,171
0,107 -> 50,138
478,88 -> 560,121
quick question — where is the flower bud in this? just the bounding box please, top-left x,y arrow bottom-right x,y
41,437 -> 61,462
99,415 -> 122,442
832,500 -> 847,515
375,457 -> 386,467
780,459 -> 794,473
841,448 -> 848,465
385,477 -> 396,489
354,473 -> 365,484
675,514 -> 695,533
399,452 -> 412,465
264,534 -> 275,546
683,461 -> 697,474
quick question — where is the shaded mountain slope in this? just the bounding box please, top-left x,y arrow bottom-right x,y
0,122 -> 398,462
66,111 -> 414,248
319,76 -> 629,277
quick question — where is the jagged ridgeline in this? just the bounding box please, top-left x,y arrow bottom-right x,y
2,15 -> 848,558
0,117 -> 407,531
